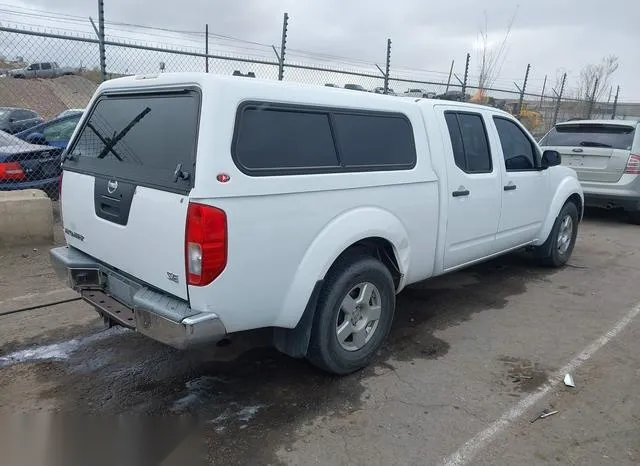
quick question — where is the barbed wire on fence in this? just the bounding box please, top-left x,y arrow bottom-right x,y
0,15 -> 638,198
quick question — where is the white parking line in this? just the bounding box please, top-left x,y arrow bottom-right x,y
441,301 -> 640,466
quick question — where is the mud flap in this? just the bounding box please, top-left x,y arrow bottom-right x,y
273,280 -> 323,359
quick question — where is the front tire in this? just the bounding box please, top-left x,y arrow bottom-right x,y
536,201 -> 579,267
307,254 -> 395,375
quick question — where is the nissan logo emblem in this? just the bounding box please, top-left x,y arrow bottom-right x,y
107,179 -> 118,194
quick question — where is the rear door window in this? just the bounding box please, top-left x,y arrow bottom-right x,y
41,63 -> 52,70
541,124 -> 635,150
65,90 -> 200,194
444,111 -> 492,173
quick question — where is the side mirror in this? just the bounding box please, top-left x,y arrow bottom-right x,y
541,150 -> 561,169
26,132 -> 47,145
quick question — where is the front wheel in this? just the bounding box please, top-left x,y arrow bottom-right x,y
536,201 -> 579,267
306,254 -> 395,375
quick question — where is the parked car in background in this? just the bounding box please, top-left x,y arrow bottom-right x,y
540,119 -> 640,223
51,73 -> 582,375
344,84 -> 367,91
8,62 -> 77,79
403,88 -> 435,98
57,108 -> 84,119
15,112 -> 82,150
372,87 -> 396,95
324,83 -> 340,88
0,130 -> 62,198
436,90 -> 470,102
0,107 -> 43,134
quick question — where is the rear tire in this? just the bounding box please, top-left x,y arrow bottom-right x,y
536,201 -> 579,267
306,254 -> 395,375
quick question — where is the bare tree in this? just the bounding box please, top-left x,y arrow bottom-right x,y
577,55 -> 619,102
476,8 -> 518,95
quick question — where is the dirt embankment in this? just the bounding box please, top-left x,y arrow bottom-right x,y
0,75 -> 97,119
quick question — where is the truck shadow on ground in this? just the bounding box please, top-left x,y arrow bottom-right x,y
22,252 -> 555,465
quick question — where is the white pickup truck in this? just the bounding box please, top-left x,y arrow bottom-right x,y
51,73 -> 583,374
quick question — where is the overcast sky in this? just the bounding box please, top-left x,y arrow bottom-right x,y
2,0 -> 639,100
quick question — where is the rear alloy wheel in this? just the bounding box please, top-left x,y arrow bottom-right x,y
335,282 -> 382,352
536,201 -> 579,267
307,255 -> 395,375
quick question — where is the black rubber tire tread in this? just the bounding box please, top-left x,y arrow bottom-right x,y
536,201 -> 579,267
306,253 -> 395,375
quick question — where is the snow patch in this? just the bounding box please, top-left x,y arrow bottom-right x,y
0,327 -> 128,367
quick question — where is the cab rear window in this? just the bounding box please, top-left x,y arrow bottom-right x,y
541,124 -> 635,150
65,89 -> 200,194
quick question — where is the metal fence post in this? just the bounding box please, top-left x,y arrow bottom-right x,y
462,53 -> 470,98
517,64 -> 530,117
538,74 -> 547,109
612,85 -> 620,119
383,38 -> 391,94
552,72 -> 567,127
445,60 -> 454,93
277,12 -> 289,81
97,0 -> 106,82
586,77 -> 599,119
205,24 -> 209,72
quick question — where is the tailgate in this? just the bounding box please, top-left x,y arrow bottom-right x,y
61,88 -> 200,300
542,122 -> 635,183
554,146 -> 629,182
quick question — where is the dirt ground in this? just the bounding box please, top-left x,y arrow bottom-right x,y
1,209 -> 640,466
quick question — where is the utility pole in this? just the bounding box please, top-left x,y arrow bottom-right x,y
97,0 -> 106,82
277,13 -> 289,81
205,24 -> 209,72
461,53 -> 470,99
611,85 -> 620,119
445,59 -> 454,93
552,72 -> 567,127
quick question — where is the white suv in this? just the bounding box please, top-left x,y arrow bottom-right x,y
52,73 -> 582,374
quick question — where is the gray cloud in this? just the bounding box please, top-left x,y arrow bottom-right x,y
3,0 -> 639,99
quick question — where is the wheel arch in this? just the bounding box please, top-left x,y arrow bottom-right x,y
534,176 -> 583,246
273,207 -> 409,358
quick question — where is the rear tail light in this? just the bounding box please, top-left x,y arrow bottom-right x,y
186,203 -> 227,286
0,162 -> 26,181
624,154 -> 640,174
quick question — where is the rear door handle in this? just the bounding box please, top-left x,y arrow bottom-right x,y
452,189 -> 470,197
504,184 -> 517,191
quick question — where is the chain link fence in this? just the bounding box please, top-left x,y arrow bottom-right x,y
0,23 -> 638,198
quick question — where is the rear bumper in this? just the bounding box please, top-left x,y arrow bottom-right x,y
581,174 -> 640,211
50,246 -> 227,349
583,193 -> 640,212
